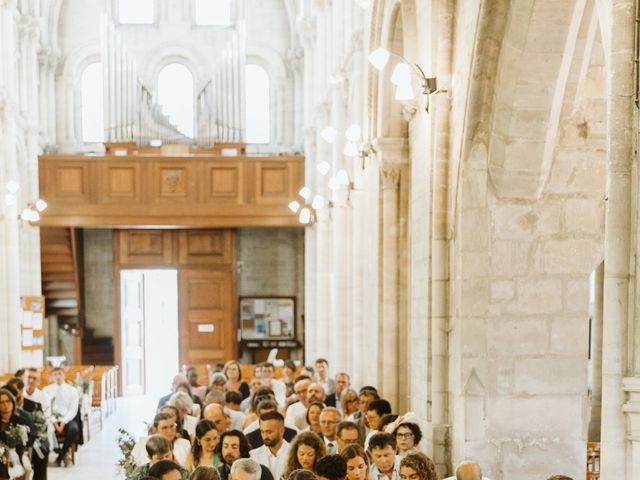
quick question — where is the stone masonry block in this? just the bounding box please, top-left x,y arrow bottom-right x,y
492,204 -> 537,240
490,280 -> 515,302
564,198 -> 602,234
543,239 -> 602,274
564,277 -> 590,314
549,316 -> 589,356
491,240 -> 532,276
512,357 -> 587,395
460,278 -> 489,317
486,318 -> 548,356
505,278 -> 562,315
500,440 -> 586,480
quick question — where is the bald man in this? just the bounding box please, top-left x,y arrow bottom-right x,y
204,403 -> 230,432
443,460 -> 490,480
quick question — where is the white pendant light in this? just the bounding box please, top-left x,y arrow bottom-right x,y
299,186 -> 312,200
343,141 -> 359,157
391,63 -> 412,86
345,124 -> 361,142
320,126 -> 337,144
311,194 -> 326,210
327,176 -> 339,190
299,208 -> 311,224
395,83 -> 415,101
4,194 -> 16,206
368,48 -> 390,70
317,161 -> 331,176
6,180 -> 19,194
335,169 -> 350,187
288,200 -> 301,213
35,199 -> 48,212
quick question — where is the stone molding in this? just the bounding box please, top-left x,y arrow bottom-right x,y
623,376 -> 640,439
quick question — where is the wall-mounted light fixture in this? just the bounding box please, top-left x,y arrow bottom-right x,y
368,48 -> 445,113
3,181 -> 48,223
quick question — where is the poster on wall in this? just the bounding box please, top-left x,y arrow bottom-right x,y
240,297 -> 295,340
21,295 -> 45,350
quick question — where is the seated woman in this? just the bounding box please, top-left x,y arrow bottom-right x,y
160,405 -> 192,443
339,389 -> 359,420
223,361 -> 250,400
168,391 -> 198,438
132,412 -> 192,467
185,420 -> 221,471
282,431 -> 327,480
301,401 -> 324,435
340,444 -> 370,480
175,380 -> 204,418
0,388 -> 34,480
392,423 -> 422,458
399,452 -> 438,480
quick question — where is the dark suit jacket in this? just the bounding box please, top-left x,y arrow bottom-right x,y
246,426 -> 298,449
325,393 -> 337,408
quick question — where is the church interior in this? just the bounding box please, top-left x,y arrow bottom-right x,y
0,0 -> 638,479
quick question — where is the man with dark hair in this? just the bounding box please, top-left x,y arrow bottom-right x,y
325,372 -> 350,409
259,363 -> 286,407
217,430 -> 275,480
336,421 -> 363,449
314,358 -> 335,395
368,432 -> 400,480
366,399 -> 392,431
352,388 -> 379,422
148,459 -> 184,480
226,390 -> 243,411
316,454 -> 347,480
249,411 -> 290,480
23,368 -> 51,418
246,399 -> 297,448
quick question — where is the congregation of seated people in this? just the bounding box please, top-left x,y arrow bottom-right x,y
0,366 -> 87,480
122,358 -> 575,480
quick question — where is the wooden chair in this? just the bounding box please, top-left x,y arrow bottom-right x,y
54,429 -> 77,465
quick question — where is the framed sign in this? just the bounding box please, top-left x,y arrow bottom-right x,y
240,297 -> 295,340
21,295 -> 45,350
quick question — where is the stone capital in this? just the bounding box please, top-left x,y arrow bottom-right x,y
287,47 -> 304,73
373,136 -> 410,162
380,162 -> 401,190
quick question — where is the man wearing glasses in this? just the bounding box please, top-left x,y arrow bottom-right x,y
319,407 -> 342,454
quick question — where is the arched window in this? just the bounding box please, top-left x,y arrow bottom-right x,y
158,63 -> 194,138
81,62 -> 104,143
118,0 -> 154,24
195,0 -> 231,26
245,64 -> 270,144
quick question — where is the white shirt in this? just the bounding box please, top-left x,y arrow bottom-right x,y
131,436 -> 192,467
43,382 -> 79,425
370,455 -> 401,480
270,379 -> 287,407
24,387 -> 52,419
284,401 -> 308,431
324,436 -> 338,455
184,414 -> 198,438
225,406 -> 245,431
250,440 -> 291,480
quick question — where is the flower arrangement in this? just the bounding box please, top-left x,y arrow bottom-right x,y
32,410 -> 48,441
116,428 -> 144,480
0,424 -> 30,464
73,372 -> 93,395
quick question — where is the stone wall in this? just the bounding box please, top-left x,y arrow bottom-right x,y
237,228 -> 305,361
83,229 -> 115,338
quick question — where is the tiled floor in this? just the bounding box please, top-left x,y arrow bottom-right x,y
48,395 -> 156,479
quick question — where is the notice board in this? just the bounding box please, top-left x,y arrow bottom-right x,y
239,297 -> 295,340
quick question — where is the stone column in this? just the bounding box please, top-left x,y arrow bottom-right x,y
315,207 -> 331,358
350,185 -> 365,387
623,377 -> 640,480
330,187 -> 349,372
379,158 -> 401,409
601,0 -> 635,478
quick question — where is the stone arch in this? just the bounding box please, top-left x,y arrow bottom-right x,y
141,44 -> 208,93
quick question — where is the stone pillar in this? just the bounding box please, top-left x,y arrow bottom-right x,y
379,159 -> 401,409
330,186 -> 349,372
623,377 -> 640,480
315,207 -> 331,358
600,0 -> 635,477
350,186 -> 365,387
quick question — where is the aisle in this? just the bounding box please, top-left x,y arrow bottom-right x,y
48,395 -> 156,479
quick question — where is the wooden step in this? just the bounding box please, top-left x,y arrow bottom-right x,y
42,281 -> 76,291
42,272 -> 75,282
43,290 -> 77,300
41,245 -> 73,254
42,263 -> 74,273
41,254 -> 74,265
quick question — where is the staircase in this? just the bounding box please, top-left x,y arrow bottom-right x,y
82,327 -> 114,365
40,228 -> 84,334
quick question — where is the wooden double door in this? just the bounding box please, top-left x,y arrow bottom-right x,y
117,229 -> 237,371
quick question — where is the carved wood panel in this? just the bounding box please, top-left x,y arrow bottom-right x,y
178,230 -> 234,265
99,162 -> 142,203
204,162 -> 244,204
118,230 -> 175,266
51,163 -> 90,202
179,268 -> 237,365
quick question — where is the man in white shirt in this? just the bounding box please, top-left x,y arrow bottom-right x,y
284,378 -> 311,431
249,411 -> 290,480
259,363 -> 287,408
442,460 -> 492,480
43,367 -> 79,466
368,432 -> 401,480
319,407 -> 342,454
23,368 -> 51,419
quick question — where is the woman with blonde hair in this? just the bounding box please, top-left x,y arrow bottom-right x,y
282,431 -> 327,480
339,388 -> 359,419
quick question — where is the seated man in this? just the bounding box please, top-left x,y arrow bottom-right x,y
245,399 -> 297,449
230,458 -> 263,480
336,421 -> 363,450
148,459 -> 187,480
368,432 -> 401,480
135,435 -> 189,479
158,374 -> 189,410
217,430 -> 274,480
43,367 -> 79,467
316,454 -> 347,480
442,460 -> 492,480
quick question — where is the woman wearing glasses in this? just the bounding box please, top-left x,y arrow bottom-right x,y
392,423 -> 423,457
